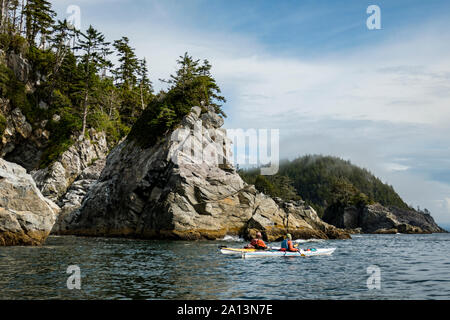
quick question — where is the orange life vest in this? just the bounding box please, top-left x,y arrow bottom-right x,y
250,239 -> 267,249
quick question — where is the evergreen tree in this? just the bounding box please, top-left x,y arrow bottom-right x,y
113,36 -> 138,88
18,0 -> 24,34
112,36 -> 142,124
239,155 -> 410,218
74,25 -> 111,137
137,58 -> 152,110
196,58 -> 226,115
0,0 -> 10,32
162,52 -> 226,117
24,0 -> 55,47
48,19 -> 77,83
0,0 -> 154,165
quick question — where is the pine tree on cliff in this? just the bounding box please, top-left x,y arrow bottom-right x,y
161,52 -> 226,117
1,0 -> 27,35
74,25 -> 111,138
9,0 -> 20,32
113,36 -> 139,89
47,19 -> 77,89
0,0 -> 21,33
0,0 -> 10,32
112,36 -> 141,123
137,58 -> 153,111
24,0 -> 55,47
196,58 -> 226,116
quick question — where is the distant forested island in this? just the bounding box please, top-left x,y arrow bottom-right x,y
239,155 -> 413,218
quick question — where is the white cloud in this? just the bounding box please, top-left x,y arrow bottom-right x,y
384,163 -> 410,172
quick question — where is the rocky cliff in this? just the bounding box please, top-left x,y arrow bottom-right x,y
0,51 -> 47,171
323,203 -> 446,234
0,158 -> 59,246
51,158 -> 105,234
59,106 -> 350,241
32,129 -> 108,202
0,101 -> 49,171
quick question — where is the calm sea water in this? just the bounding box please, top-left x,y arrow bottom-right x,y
0,233 -> 449,300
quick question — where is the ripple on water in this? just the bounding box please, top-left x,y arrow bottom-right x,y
0,234 -> 449,299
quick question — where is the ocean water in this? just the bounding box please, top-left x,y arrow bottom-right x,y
0,233 -> 449,300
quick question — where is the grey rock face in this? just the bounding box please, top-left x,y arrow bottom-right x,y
61,107 -> 350,241
324,203 -> 445,234
0,102 -> 49,171
5,52 -> 31,83
0,52 -> 46,170
51,159 -> 106,234
387,206 -> 447,233
0,158 -> 59,246
360,204 -> 400,233
32,129 -> 108,202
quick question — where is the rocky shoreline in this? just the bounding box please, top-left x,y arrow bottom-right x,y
0,107 -> 446,245
0,159 -> 59,246
0,105 -> 446,245
55,106 -> 350,241
323,203 -> 446,234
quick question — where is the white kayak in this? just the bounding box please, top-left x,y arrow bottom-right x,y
220,247 -> 336,258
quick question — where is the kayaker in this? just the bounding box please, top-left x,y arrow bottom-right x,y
245,232 -> 268,250
280,233 -> 299,252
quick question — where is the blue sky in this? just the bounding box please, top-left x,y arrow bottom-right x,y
52,0 -> 450,224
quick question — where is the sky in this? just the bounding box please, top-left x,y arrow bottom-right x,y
52,0 -> 450,224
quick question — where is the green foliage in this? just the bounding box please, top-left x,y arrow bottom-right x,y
1,64 -> 39,125
0,112 -> 6,137
128,96 -> 178,147
239,155 -> 408,217
24,0 -> 56,46
279,155 -> 408,213
87,110 -> 129,146
129,52 -> 226,147
0,63 -> 12,95
239,170 -> 302,201
1,2 -> 226,170
0,33 -> 28,54
254,175 -> 275,195
0,57 -> 37,125
161,52 -> 226,117
26,45 -> 55,79
39,107 -> 81,168
113,37 -> 138,88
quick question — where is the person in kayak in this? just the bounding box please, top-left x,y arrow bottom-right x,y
245,232 -> 268,250
280,233 -> 299,252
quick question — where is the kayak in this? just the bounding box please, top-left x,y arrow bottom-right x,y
220,247 -> 336,257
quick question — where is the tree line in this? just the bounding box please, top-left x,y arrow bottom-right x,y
0,0 -> 226,166
239,155 -> 414,218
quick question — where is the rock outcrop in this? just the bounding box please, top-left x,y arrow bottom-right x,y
0,158 -> 59,246
60,106 -> 350,241
32,129 -> 108,202
386,206 -> 446,233
323,203 -> 445,234
4,51 -> 31,83
0,51 -> 49,171
0,102 -> 48,171
51,159 -> 105,234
